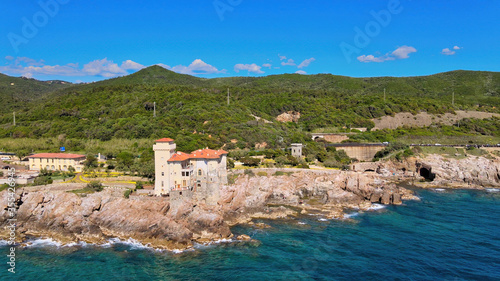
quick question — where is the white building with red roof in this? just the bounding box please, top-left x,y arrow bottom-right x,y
153,138 -> 228,203
28,153 -> 86,172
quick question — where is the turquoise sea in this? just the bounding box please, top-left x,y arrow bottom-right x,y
1,188 -> 499,281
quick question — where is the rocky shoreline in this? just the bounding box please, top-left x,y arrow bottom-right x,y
1,154 -> 498,251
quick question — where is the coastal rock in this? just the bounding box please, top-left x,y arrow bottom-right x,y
0,188 -> 231,250
380,154 -> 500,189
392,193 -> 402,205
380,192 -> 391,205
0,168 -> 418,249
237,234 -> 251,241
221,169 -> 413,224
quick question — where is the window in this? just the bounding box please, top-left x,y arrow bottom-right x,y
198,169 -> 202,176
161,181 -> 164,187
161,172 -> 164,176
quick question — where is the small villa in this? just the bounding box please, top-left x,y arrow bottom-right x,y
28,153 -> 86,172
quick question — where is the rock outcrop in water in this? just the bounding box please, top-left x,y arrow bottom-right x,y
220,169 -> 415,224
0,169 -> 417,249
376,154 -> 500,188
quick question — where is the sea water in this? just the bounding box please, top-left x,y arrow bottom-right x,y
1,188 -> 499,281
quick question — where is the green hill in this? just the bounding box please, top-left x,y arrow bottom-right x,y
0,67 -> 499,152
0,73 -> 72,113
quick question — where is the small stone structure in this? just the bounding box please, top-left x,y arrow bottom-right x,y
291,143 -> 303,158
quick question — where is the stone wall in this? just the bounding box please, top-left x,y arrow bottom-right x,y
336,145 -> 385,161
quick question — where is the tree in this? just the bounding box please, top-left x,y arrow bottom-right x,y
116,151 -> 134,170
241,157 -> 260,167
84,154 -> 98,168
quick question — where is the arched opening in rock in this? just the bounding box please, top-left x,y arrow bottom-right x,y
364,169 -> 375,172
419,167 -> 435,181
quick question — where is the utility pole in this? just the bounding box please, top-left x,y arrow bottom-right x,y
227,88 -> 230,106
153,102 -> 156,118
13,111 -> 15,126
384,88 -> 386,103
452,91 -> 455,107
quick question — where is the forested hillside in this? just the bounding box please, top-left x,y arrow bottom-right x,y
0,66 -> 499,153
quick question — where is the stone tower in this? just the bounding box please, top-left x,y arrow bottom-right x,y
153,138 -> 176,195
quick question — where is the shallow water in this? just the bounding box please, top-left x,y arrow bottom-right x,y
1,188 -> 499,280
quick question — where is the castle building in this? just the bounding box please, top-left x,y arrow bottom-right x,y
153,138 -> 228,204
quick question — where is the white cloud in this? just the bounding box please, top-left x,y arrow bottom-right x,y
234,63 -> 264,74
391,46 -> 417,59
169,59 -> 225,75
441,46 -> 462,55
82,58 -> 128,77
121,60 -> 145,70
22,72 -> 33,78
0,57 -> 147,78
156,63 -> 171,69
297,58 -> 316,69
441,48 -> 456,56
295,70 -> 307,75
357,55 -> 388,63
262,63 -> 272,69
357,45 -> 417,63
281,59 -> 296,66
279,55 -> 287,61
5,56 -> 14,61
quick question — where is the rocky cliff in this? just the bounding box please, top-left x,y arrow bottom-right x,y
375,154 -> 500,188
220,169 -> 416,224
0,186 -> 231,250
0,169 -> 417,250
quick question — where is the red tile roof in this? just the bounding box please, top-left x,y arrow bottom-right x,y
155,138 -> 174,143
166,148 -> 228,162
217,149 -> 229,154
167,152 -> 190,162
28,153 -> 86,159
189,148 -> 227,159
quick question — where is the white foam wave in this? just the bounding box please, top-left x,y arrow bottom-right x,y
366,204 -> 386,211
106,237 -> 153,250
24,238 -> 63,248
343,212 -> 359,219
433,188 -> 446,192
297,221 -> 307,225
0,240 -> 10,246
318,218 -> 328,222
486,188 -> 499,193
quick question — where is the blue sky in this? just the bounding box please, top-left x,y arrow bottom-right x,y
1,0 -> 499,82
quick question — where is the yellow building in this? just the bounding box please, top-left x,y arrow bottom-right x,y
28,153 -> 86,172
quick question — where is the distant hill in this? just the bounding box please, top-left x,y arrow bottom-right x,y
0,73 -> 72,113
0,67 -> 499,151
